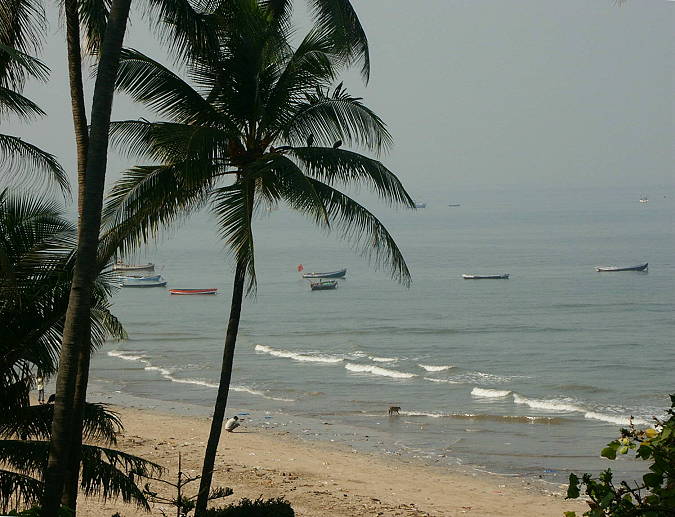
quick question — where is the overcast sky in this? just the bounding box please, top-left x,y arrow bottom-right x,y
10,0 -> 673,198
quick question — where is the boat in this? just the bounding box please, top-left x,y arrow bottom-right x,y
462,274 -> 510,279
448,204 -> 461,207
119,274 -> 162,281
595,263 -> 648,272
113,260 -> 155,272
414,202 -> 426,208
639,194 -> 648,204
122,275 -> 167,287
169,288 -> 218,295
310,280 -> 338,291
301,268 -> 347,279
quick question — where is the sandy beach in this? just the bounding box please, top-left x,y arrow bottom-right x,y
77,405 -> 587,517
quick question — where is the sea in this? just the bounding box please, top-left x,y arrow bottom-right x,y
89,185 -> 674,486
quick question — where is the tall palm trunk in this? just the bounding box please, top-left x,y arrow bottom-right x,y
59,1 -> 91,511
42,0 -> 132,514
194,260 -> 246,517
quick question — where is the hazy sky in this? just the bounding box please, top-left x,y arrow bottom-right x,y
10,0 -> 673,198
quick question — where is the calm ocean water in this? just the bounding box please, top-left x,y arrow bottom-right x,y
91,185 -> 674,483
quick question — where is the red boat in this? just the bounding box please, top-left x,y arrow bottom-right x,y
169,288 -> 218,295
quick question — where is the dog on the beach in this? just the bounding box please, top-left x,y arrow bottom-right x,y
388,406 -> 401,416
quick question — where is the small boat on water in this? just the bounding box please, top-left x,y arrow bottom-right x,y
414,202 -> 427,208
310,280 -> 338,291
595,263 -> 648,272
122,275 -> 166,287
639,194 -> 648,204
448,204 -> 461,207
169,288 -> 218,295
301,268 -> 347,279
113,260 -> 155,272
120,274 -> 161,281
462,274 -> 510,280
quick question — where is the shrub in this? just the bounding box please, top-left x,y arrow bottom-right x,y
205,497 -> 294,517
564,394 -> 674,516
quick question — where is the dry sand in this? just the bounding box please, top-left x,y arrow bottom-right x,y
75,405 -> 589,516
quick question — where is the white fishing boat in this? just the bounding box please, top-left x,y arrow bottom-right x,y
639,194 -> 648,204
595,263 -> 648,272
121,275 -> 167,287
113,260 -> 155,272
462,274 -> 510,280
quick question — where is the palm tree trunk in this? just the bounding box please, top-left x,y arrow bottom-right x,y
194,260 -> 246,517
59,1 -> 91,511
41,0 -> 132,514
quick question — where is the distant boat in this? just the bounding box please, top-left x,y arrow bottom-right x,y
122,275 -> 166,287
301,268 -> 347,279
120,274 -> 161,281
595,263 -> 648,272
169,288 -> 218,295
448,204 -> 461,207
310,280 -> 338,291
639,194 -> 648,204
113,260 -> 155,272
462,274 -> 510,280
414,202 -> 427,208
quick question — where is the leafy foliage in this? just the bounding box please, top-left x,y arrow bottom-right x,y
205,497 -> 294,517
565,395 -> 675,516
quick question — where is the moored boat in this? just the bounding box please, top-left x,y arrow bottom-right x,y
122,275 -> 166,287
169,288 -> 218,295
301,268 -> 347,279
595,263 -> 648,272
462,274 -> 510,279
310,280 -> 338,291
113,260 -> 155,272
448,204 -> 461,207
414,202 -> 426,208
120,274 -> 161,281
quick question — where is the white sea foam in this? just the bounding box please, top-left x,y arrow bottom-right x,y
512,394 -> 581,412
471,387 -> 512,398
254,344 -> 343,363
108,349 -> 294,401
107,350 -> 147,361
344,363 -> 416,379
584,411 -> 649,426
399,410 -> 446,418
418,364 -> 454,372
424,377 -> 461,384
369,356 -> 398,362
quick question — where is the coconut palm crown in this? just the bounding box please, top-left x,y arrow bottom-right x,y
105,0 -> 413,288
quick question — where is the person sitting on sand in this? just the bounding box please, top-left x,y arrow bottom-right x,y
224,416 -> 240,432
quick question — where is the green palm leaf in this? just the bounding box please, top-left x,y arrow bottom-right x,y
0,134 -> 69,194
0,468 -> 42,512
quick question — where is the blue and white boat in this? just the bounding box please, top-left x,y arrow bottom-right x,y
121,275 -> 167,287
301,268 -> 347,279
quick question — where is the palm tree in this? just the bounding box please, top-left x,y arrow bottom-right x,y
104,2 -> 412,514
0,190 -> 161,513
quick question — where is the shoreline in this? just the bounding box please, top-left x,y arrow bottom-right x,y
77,398 -> 588,516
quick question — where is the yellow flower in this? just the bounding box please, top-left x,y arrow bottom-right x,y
645,428 -> 658,439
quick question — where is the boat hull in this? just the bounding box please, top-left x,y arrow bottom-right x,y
169,289 -> 218,295
595,263 -> 648,272
122,280 -> 167,288
302,268 -> 346,279
113,262 -> 155,272
310,280 -> 338,291
462,274 -> 510,279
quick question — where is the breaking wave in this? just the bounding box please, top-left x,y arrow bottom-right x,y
471,388 -> 512,398
344,363 -> 416,379
418,364 -> 454,372
254,344 -> 343,363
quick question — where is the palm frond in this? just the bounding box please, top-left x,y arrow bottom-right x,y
80,444 -> 162,509
309,0 -> 370,82
78,0 -> 111,55
109,119 -> 233,162
101,161 -> 215,258
0,468 -> 42,513
289,147 -> 413,206
0,440 -> 45,475
210,180 -> 256,292
0,85 -> 45,119
0,43 -> 48,90
301,178 -> 411,286
284,89 -> 392,154
0,134 -> 70,194
116,48 -> 227,126
0,0 -> 45,62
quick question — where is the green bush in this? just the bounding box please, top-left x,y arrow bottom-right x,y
205,497 -> 294,517
565,394 -> 674,516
